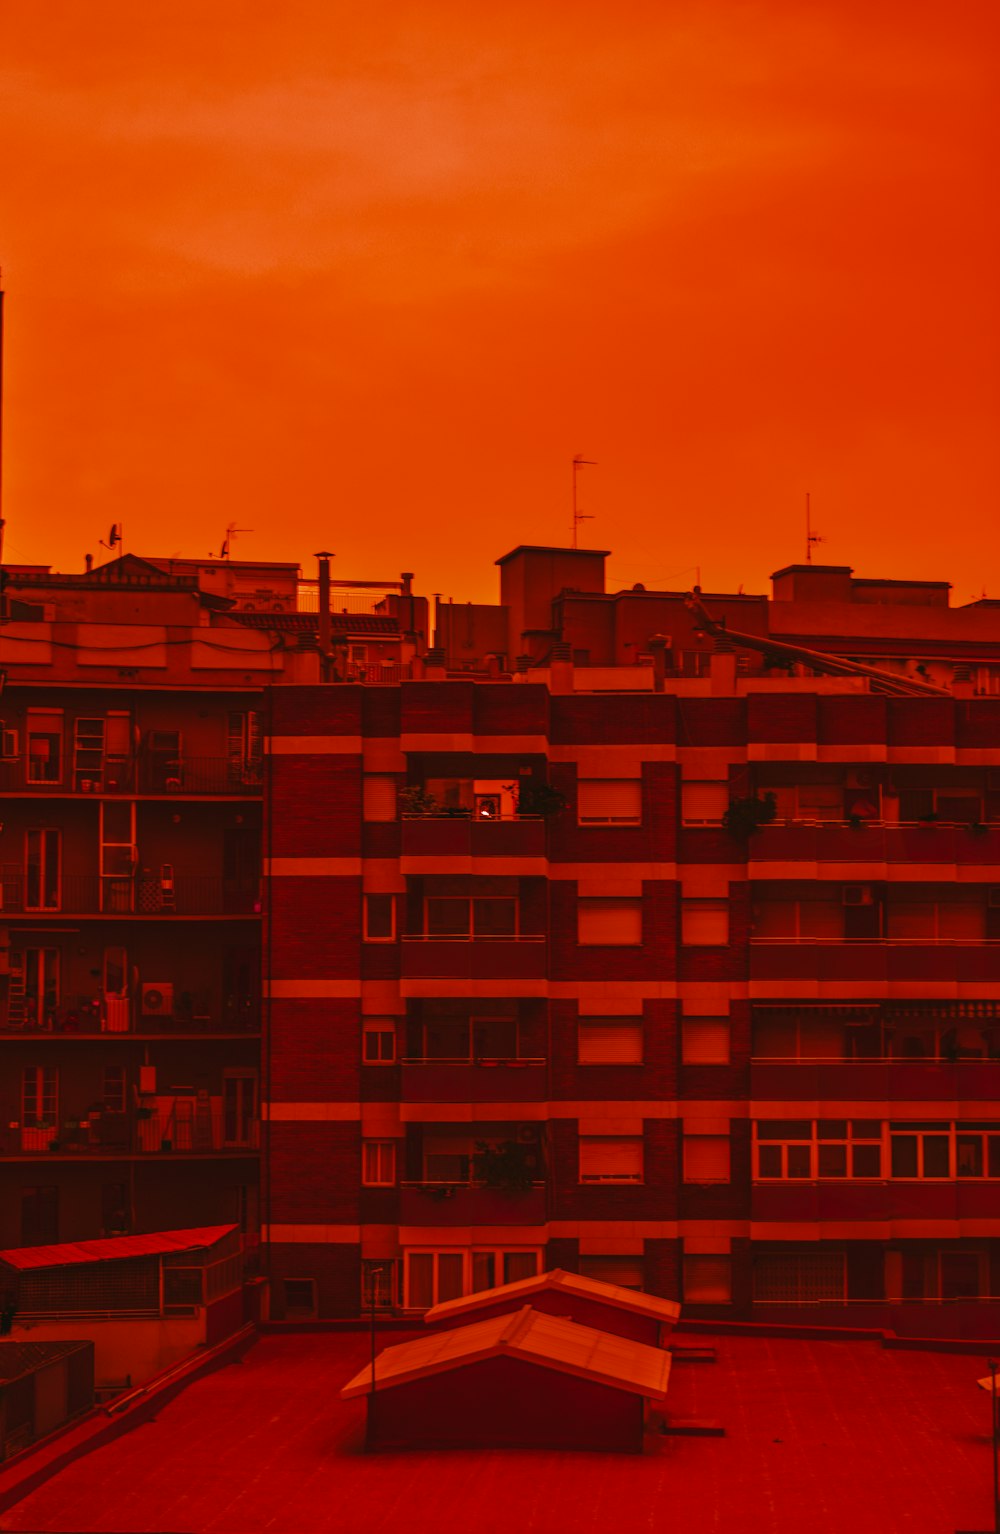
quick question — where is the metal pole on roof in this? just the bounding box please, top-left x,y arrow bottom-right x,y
366,1264 -> 384,1452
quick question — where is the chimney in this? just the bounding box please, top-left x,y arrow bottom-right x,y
84,553 -> 93,573
315,551 -> 333,680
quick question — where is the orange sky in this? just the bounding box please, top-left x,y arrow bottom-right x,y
1,1 -> 997,605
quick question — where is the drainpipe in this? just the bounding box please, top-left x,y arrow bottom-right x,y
316,552 -> 333,681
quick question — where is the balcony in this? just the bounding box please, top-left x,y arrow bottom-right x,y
0,872 -> 261,917
0,756 -> 263,797
750,1058 -> 1000,1102
400,1058 -> 547,1102
749,939 -> 1000,984
399,1181 -> 547,1226
0,1006 -> 260,1038
751,1180 -> 1000,1223
400,816 -> 546,863
400,935 -> 547,982
748,821 -> 1000,868
3,1107 -> 259,1157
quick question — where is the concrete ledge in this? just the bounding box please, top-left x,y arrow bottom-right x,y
0,1323 -> 257,1515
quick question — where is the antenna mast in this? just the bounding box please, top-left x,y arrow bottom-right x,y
571,454 -> 597,548
805,492 -> 824,563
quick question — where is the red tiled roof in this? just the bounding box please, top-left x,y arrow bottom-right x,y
0,1225 -> 238,1271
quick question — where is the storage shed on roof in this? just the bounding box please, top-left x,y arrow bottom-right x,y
342,1305 -> 671,1453
424,1268 -> 681,1347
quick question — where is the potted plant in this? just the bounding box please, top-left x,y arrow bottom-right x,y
398,785 -> 438,818
722,792 -> 777,841
472,1139 -> 536,1192
512,782 -> 567,819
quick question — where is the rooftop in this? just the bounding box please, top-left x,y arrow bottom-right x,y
0,1226 -> 237,1272
1,1329 -> 996,1532
424,1266 -> 682,1327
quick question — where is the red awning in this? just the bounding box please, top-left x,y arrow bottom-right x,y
0,1225 -> 238,1272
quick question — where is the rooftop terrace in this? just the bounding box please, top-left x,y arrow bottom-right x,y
0,1328 -> 996,1532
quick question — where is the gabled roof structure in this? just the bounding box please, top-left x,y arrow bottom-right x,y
341,1305 -> 672,1401
423,1267 -> 681,1328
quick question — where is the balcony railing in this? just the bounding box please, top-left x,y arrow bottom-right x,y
7,1109 -> 259,1156
399,1057 -> 548,1102
0,1008 -> 260,1037
398,1180 -> 547,1225
0,872 -> 261,916
399,934 -> 547,981
0,757 -> 263,796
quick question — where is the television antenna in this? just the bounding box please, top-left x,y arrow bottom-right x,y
219,522 -> 253,560
571,454 -> 597,548
805,493 -> 824,563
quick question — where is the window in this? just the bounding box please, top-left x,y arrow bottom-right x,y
362,1140 -> 397,1186
751,898 -> 844,940
364,894 -> 396,941
25,829 -> 60,911
579,1256 -> 645,1290
890,1123 -> 951,1178
886,901 -> 985,941
765,782 -> 846,822
579,1136 -> 643,1183
681,900 -> 729,945
363,775 -> 398,821
404,1248 -> 540,1307
752,1008 -> 865,1061
424,896 -> 518,936
21,1186 -> 58,1246
222,1073 -> 258,1146
405,1250 -> 465,1308
17,948 -> 59,1030
683,1256 -> 732,1304
26,710 -> 63,783
682,1018 -> 730,1064
102,1066 -> 126,1114
577,779 -> 642,824
283,1279 -> 317,1318
940,1250 -> 987,1299
361,1259 -> 397,1310
363,1020 -> 396,1063
753,1251 -> 846,1303
0,722 -> 19,759
578,1018 -> 643,1064
577,898 -> 642,946
22,1065 -> 57,1129
754,1120 -> 883,1180
681,782 -> 729,824
683,1133 -> 730,1182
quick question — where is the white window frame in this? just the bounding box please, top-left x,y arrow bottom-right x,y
402,1247 -> 542,1308
422,895 -> 520,938
753,1120 -> 884,1180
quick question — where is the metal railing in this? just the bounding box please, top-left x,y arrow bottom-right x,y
9,1111 -> 259,1155
0,872 -> 260,916
0,756 -> 263,795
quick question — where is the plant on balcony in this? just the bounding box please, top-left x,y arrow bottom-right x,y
722,792 -> 777,841
967,820 -> 989,839
473,1139 -> 536,1192
510,781 -> 567,819
398,785 -> 439,818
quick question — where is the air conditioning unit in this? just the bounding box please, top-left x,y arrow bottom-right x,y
141,982 -> 174,1016
842,885 -> 873,906
846,770 -> 876,789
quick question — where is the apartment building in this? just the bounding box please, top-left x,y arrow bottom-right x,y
0,552 -> 426,1253
266,545 -> 1000,1337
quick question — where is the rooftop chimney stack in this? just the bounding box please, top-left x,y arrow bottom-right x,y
315,551 -> 333,680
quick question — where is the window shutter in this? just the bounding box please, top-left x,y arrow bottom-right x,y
681,1019 -> 730,1064
579,1136 -> 643,1181
681,900 -> 729,945
683,1256 -> 732,1303
577,779 -> 642,823
363,775 -> 397,822
681,782 -> 729,823
578,898 -> 643,946
578,1019 -> 644,1064
683,1134 -> 731,1182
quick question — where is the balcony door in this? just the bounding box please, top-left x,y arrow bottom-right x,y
100,802 -> 136,912
25,830 -> 60,911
